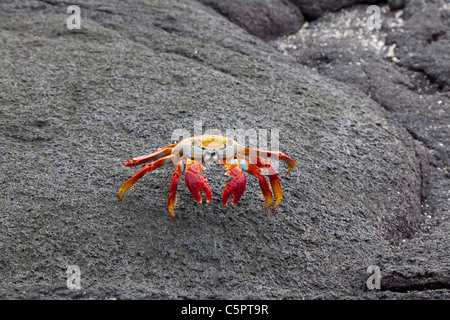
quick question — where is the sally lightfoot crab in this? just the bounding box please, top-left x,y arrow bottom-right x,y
118,135 -> 296,218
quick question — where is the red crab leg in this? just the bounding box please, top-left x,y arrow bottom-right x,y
244,147 -> 296,175
167,162 -> 184,219
222,162 -> 246,206
185,162 -> 212,204
245,155 -> 283,210
118,154 -> 173,201
239,159 -> 273,210
122,144 -> 176,167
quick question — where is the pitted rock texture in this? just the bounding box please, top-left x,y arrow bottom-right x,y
271,1 -> 449,298
198,0 -> 305,40
0,0 -> 446,299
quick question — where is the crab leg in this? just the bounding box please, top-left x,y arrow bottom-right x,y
244,155 -> 283,210
244,147 -> 296,175
222,161 -> 246,206
122,144 -> 176,167
185,161 -> 212,204
118,154 -> 173,201
167,161 -> 184,218
238,159 -> 273,210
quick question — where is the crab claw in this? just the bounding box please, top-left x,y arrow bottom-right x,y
185,162 -> 212,204
223,164 -> 246,206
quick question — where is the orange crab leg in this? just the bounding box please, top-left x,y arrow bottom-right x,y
185,162 -> 212,204
222,162 -> 246,206
122,144 -> 176,167
167,162 -> 184,218
239,159 -> 273,210
245,155 -> 283,210
244,147 -> 296,175
118,154 -> 173,201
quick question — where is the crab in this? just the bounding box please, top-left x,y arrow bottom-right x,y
118,135 -> 296,218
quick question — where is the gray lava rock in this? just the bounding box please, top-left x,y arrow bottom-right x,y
273,4 -> 449,165
388,0 -> 406,11
386,2 -> 450,91
271,3 -> 449,298
0,0 -> 438,299
289,0 -> 381,20
198,0 -> 304,40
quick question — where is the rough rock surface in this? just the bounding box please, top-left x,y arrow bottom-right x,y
272,3 -> 449,165
386,2 -> 450,91
0,0 -> 446,299
198,0 -> 305,40
196,1 -> 408,40
289,0 -> 381,20
271,1 -> 449,297
388,0 -> 406,11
